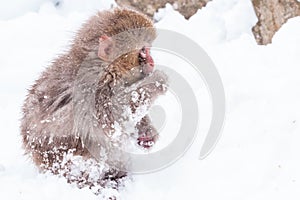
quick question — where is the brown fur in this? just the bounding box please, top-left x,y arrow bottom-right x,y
20,8 -> 167,194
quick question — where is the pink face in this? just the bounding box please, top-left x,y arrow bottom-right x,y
98,35 -> 155,77
139,46 -> 154,75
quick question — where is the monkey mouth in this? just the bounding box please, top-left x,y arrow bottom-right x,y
141,63 -> 154,75
139,46 -> 154,75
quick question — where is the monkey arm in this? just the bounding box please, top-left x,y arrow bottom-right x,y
112,70 -> 168,148
94,72 -> 119,137
115,70 -> 168,108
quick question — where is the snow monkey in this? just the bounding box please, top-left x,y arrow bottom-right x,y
20,8 -> 167,193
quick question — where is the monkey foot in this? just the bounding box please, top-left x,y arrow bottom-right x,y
135,116 -> 159,149
137,137 -> 155,148
137,131 -> 158,149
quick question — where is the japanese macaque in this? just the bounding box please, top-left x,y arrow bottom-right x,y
20,8 -> 167,195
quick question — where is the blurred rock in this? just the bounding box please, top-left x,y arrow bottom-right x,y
251,0 -> 300,45
115,0 -> 211,20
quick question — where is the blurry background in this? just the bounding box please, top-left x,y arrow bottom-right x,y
1,0 -> 300,44
0,0 -> 300,200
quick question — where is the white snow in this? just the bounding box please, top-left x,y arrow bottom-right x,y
1,0 -> 300,199
0,0 -> 116,20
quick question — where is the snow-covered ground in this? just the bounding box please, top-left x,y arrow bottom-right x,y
1,0 -> 300,199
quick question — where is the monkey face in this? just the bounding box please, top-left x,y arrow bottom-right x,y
108,45 -> 155,86
97,32 -> 156,87
125,46 -> 155,85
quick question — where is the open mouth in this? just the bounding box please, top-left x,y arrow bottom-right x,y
139,46 -> 154,75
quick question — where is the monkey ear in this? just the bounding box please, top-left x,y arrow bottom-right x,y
98,35 -> 115,62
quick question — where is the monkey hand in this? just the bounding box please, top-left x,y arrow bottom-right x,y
113,69 -> 167,108
131,71 -> 167,148
137,128 -> 158,149
127,70 -> 167,109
